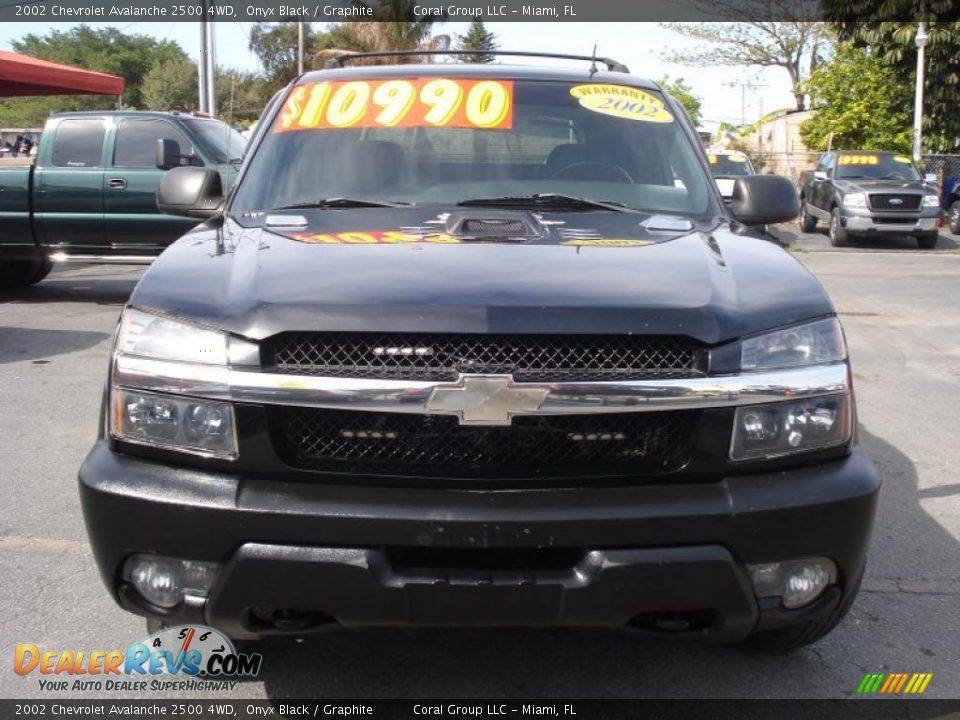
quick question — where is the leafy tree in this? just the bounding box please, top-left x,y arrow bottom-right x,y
142,57 -> 198,113
249,22 -> 328,91
823,0 -> 960,151
662,7 -> 831,111
658,75 -> 703,126
800,43 -> 913,153
1,25 -> 189,125
457,20 -> 498,63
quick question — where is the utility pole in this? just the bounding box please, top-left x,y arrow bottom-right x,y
198,18 -> 208,112
912,12 -> 928,162
205,9 -> 217,117
298,21 -> 304,75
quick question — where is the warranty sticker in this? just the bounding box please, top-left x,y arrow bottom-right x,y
570,84 -> 673,123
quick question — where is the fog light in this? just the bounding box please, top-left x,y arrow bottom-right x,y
124,555 -> 219,609
747,557 -> 836,609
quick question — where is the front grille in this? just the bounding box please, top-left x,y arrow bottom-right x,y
869,193 -> 921,211
265,333 -> 704,381
275,407 -> 698,478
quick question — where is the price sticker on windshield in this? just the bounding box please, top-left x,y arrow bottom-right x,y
274,78 -> 514,132
839,155 -> 880,166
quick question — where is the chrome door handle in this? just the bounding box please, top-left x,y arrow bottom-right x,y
107,178 -> 127,189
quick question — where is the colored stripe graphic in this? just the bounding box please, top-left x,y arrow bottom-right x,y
858,672 -> 932,694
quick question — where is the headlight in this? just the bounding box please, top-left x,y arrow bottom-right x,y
842,192 -> 868,209
111,309 -> 239,458
730,394 -> 851,460
923,194 -> 940,208
741,317 -> 846,371
111,388 -> 238,459
117,308 -> 227,365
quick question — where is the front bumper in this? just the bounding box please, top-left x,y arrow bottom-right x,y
842,210 -> 939,235
79,442 -> 879,642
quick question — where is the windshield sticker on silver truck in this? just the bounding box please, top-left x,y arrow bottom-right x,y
569,84 -> 673,123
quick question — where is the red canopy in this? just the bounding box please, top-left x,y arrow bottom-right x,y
0,50 -> 124,97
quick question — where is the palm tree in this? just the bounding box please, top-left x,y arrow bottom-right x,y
313,0 -> 446,67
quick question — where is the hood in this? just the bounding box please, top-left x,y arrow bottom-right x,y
834,177 -> 931,194
130,210 -> 834,347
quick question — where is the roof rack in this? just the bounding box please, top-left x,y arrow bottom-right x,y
323,50 -> 630,74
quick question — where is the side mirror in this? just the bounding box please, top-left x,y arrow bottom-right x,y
813,171 -> 828,182
156,166 -> 224,218
157,138 -> 182,170
924,173 -> 938,186
729,174 -> 799,226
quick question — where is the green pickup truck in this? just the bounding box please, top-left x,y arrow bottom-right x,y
0,111 -> 244,289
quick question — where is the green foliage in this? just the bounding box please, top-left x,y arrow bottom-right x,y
658,75 -> 702,127
800,43 -> 912,153
0,25 -> 188,126
457,20 -> 498,63
249,22 -> 328,91
822,1 -> 960,151
141,57 -> 198,113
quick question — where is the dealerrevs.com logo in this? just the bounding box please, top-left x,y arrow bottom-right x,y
14,625 -> 262,692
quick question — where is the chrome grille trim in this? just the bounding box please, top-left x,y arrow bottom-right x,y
114,356 -> 850,424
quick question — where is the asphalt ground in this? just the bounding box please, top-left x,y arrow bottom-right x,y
1,229 -> 958,701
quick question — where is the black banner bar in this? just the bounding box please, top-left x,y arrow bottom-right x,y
2,700 -> 960,720
0,0 -> 940,23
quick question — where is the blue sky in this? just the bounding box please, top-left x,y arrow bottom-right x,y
0,21 -> 796,130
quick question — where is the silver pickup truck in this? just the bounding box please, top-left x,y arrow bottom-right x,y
798,151 -> 941,249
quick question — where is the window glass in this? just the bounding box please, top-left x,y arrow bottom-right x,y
113,119 -> 190,168
51,119 -> 105,168
232,79 -> 714,217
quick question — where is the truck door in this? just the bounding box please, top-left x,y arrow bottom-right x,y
103,118 -> 201,254
814,153 -> 835,211
33,118 -> 107,251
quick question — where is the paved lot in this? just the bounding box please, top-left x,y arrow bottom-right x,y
1,233 -> 958,700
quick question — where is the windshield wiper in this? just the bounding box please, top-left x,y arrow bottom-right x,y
271,197 -> 412,210
457,193 -> 638,213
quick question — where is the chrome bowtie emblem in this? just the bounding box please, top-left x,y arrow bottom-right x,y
425,375 -> 549,425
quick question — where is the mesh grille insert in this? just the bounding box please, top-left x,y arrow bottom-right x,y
265,332 -> 704,382
275,407 -> 698,478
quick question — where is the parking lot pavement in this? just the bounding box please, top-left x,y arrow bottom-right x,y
1,252 -> 958,701
772,224 -> 960,252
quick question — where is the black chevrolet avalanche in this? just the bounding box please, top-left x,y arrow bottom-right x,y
79,55 -> 879,651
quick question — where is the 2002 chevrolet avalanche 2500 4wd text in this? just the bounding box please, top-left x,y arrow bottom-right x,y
79,53 -> 880,652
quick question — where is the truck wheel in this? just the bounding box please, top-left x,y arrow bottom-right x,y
828,208 -> 849,247
28,256 -> 53,285
917,232 -> 939,250
745,570 -> 864,653
0,258 -> 43,290
798,201 -> 817,233
949,201 -> 960,235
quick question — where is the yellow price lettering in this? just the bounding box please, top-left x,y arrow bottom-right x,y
464,81 -> 511,128
278,86 -> 307,130
326,81 -> 371,128
298,82 -> 332,129
421,79 -> 463,126
372,80 -> 416,127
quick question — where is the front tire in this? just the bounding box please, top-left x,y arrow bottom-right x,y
799,200 -> 817,233
949,201 -> 960,235
829,208 -> 849,247
917,232 -> 939,250
0,257 -> 43,290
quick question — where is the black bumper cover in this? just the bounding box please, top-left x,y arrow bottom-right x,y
79,442 -> 879,641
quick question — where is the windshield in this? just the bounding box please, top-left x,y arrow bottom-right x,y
182,118 -> 247,164
231,77 -> 714,216
708,153 -> 753,176
836,153 -> 921,181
